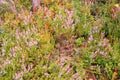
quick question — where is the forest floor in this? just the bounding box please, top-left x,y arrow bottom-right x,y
1,0 -> 120,80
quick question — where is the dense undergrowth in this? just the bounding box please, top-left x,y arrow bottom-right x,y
0,0 -> 120,80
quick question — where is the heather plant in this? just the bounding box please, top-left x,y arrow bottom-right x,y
1,0 -> 120,80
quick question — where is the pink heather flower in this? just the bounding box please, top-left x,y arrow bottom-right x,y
44,72 -> 49,76
0,16 -> 2,23
25,31 -> 29,35
26,41 -> 38,46
118,7 -> 120,12
2,48 -> 5,53
112,13 -> 117,18
72,73 -> 80,79
14,71 -> 24,80
28,42 -> 33,46
27,63 -> 33,72
11,46 -> 22,53
9,52 -> 16,57
23,17 -> 28,25
44,7 -> 48,11
98,51 -> 106,56
100,51 -> 104,55
33,41 -> 38,45
83,24 -> 87,28
22,64 -> 27,72
66,10 -> 74,25
98,38 -> 108,47
11,47 -> 16,52
103,38 -> 108,46
9,53 -> 13,57
66,67 -> 72,74
90,50 -> 98,59
88,35 -> 93,43
4,59 -> 12,67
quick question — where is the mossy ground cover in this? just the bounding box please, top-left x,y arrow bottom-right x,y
0,0 -> 120,80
